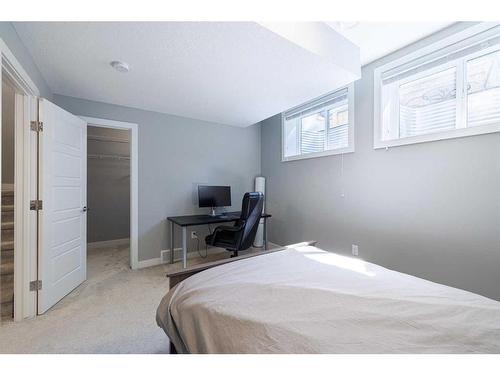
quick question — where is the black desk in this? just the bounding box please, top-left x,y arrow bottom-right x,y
167,211 -> 272,268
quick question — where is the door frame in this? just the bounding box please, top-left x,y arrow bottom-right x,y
1,37 -> 40,320
80,116 -> 139,270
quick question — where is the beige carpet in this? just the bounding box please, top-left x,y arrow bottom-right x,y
0,242 -> 270,353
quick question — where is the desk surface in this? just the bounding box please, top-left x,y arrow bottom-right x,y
167,211 -> 271,226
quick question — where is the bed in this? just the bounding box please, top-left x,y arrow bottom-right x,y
156,242 -> 500,354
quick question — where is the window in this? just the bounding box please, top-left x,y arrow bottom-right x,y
467,49 -> 500,127
282,84 -> 354,161
374,23 -> 500,148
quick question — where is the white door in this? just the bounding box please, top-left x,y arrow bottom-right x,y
38,99 -> 87,314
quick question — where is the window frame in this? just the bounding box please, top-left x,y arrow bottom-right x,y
281,83 -> 355,162
374,22 -> 500,149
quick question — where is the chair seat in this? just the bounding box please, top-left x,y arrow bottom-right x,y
205,231 -> 237,250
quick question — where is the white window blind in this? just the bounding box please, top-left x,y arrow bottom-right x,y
398,67 -> 457,138
328,106 -> 349,149
300,112 -> 326,154
375,23 -> 500,148
283,86 -> 353,161
467,49 -> 500,127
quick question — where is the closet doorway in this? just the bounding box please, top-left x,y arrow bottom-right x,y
83,117 -> 138,271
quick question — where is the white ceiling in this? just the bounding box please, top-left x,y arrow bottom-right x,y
14,22 -> 454,127
326,22 -> 455,65
13,22 -> 360,127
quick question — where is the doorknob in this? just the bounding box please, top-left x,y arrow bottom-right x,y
82,206 -> 88,212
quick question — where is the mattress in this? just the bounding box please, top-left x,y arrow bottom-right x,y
156,244 -> 500,353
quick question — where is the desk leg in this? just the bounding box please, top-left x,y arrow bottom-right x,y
170,221 -> 175,264
264,218 -> 268,250
182,227 -> 187,269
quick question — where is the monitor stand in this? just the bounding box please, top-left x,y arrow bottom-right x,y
209,207 -> 217,217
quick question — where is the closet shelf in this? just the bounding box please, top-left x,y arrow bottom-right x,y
87,153 -> 130,161
88,135 -> 129,144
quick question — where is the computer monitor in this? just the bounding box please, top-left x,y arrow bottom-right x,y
198,185 -> 231,216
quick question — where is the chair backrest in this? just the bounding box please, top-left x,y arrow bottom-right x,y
236,192 -> 264,250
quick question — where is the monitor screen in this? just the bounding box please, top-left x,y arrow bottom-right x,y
198,185 -> 231,208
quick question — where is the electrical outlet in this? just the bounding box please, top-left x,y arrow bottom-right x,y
352,244 -> 359,256
191,231 -> 198,239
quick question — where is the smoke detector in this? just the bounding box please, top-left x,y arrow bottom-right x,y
110,60 -> 130,73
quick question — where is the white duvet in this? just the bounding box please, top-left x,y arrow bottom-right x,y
156,244 -> 500,353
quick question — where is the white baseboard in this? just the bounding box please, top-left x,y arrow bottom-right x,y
136,242 -> 282,269
87,238 -> 130,250
137,257 -> 163,268
136,247 -> 188,269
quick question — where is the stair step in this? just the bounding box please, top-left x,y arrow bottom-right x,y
1,301 -> 14,320
1,188 -> 14,197
1,241 -> 14,251
2,229 -> 14,239
2,205 -> 14,213
1,273 -> 14,304
0,249 -> 14,276
1,228 -> 14,245
2,187 -> 14,203
2,198 -> 14,206
1,230 -> 14,250
1,221 -> 14,230
2,212 -> 14,223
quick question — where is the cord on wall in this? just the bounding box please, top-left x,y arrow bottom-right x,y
340,153 -> 345,198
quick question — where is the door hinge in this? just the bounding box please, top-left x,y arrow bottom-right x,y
30,199 -> 43,211
30,280 -> 42,291
30,120 -> 43,132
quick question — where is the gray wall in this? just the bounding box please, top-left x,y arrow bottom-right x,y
260,23 -> 500,301
1,22 -> 52,186
0,22 -> 52,98
87,126 -> 130,243
54,94 -> 261,261
2,81 -> 15,184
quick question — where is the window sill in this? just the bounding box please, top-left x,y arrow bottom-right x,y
373,122 -> 500,149
282,146 -> 354,162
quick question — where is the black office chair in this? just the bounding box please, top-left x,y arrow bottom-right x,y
205,192 -> 264,258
